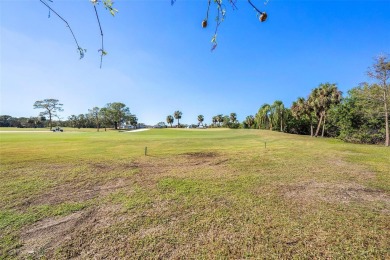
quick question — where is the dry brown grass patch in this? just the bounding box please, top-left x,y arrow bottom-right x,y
134,152 -> 232,182
282,180 -> 390,207
26,177 -> 129,208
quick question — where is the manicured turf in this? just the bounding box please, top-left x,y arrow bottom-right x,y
0,128 -> 389,258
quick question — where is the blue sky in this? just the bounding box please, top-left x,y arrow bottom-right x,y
1,0 -> 389,125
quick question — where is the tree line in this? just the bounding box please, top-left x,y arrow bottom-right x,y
246,55 -> 389,146
164,112 -> 239,129
161,56 -> 389,146
0,101 -> 137,131
67,102 -> 138,131
1,55 -> 388,146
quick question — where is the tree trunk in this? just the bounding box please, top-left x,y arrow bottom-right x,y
309,116 -> 313,137
314,113 -> 323,137
49,113 -> 52,130
321,114 -> 326,137
114,121 -> 118,129
384,91 -> 389,146
385,109 -> 389,147
280,116 -> 283,132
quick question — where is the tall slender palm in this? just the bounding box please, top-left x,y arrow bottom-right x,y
166,115 -> 174,128
174,110 -> 182,127
197,115 -> 204,126
271,100 -> 286,132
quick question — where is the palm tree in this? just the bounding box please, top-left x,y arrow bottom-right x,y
245,115 -> 255,128
309,83 -> 342,137
222,115 -> 230,127
255,103 -> 271,129
292,97 -> 315,136
216,114 -> 223,127
197,115 -> 204,126
229,113 -> 237,123
166,115 -> 174,128
212,116 -> 218,127
271,100 -> 286,132
174,110 -> 182,127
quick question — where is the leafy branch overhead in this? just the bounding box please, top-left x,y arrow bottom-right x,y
39,0 -> 117,68
195,0 -> 268,51
39,0 -> 268,66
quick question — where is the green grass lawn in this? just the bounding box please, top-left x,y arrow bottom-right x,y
0,128 -> 389,258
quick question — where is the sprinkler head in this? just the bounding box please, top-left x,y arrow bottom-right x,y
202,19 -> 208,28
259,12 -> 267,22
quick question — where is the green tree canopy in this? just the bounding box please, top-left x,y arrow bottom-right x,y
104,102 -> 131,129
88,107 -> 101,131
33,99 -> 63,130
366,55 -> 390,146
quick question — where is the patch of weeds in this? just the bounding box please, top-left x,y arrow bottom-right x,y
0,233 -> 22,259
108,186 -> 152,210
32,202 -> 87,218
158,178 -> 208,199
0,177 -> 51,209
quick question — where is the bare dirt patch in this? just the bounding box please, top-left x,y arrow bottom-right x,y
20,210 -> 92,256
281,180 -> 390,208
19,204 -> 124,258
